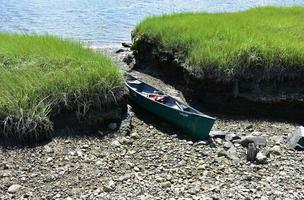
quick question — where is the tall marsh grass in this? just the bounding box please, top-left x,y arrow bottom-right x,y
133,7 -> 304,81
0,33 -> 124,143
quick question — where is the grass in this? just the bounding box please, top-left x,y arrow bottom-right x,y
0,33 -> 124,143
133,6 -> 304,81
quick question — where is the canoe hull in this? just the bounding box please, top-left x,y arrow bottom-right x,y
128,88 -> 215,140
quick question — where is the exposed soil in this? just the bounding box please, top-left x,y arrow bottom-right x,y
131,38 -> 304,121
0,88 -> 129,146
1,45 -> 304,200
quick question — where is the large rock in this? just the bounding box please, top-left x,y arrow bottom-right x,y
287,126 -> 304,150
225,133 -> 241,142
240,136 -> 267,147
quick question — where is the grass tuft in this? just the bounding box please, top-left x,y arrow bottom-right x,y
133,6 -> 304,82
0,33 -> 124,143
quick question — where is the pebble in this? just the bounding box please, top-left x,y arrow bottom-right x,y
223,141 -> 233,150
270,135 -> 284,145
217,149 -> 228,158
269,145 -> 281,155
120,137 -> 133,145
130,132 -> 140,139
111,140 -> 121,147
194,141 -> 208,146
160,181 -> 171,188
44,145 -> 54,153
8,184 -> 22,193
103,180 -> 116,192
256,152 -> 268,164
187,141 -> 194,145
76,150 -> 83,157
95,160 -> 103,166
209,131 -> 227,138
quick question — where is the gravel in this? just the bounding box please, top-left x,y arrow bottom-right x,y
0,46 -> 304,199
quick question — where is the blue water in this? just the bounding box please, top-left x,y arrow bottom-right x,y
0,0 -> 303,47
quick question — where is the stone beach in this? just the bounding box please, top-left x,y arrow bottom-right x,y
1,46 -> 304,199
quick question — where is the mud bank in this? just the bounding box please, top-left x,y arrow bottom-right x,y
0,89 -> 129,146
132,38 -> 304,120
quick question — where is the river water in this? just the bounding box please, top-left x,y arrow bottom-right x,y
0,0 -> 303,47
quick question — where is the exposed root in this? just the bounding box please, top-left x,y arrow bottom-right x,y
0,116 -> 53,144
0,86 -> 129,144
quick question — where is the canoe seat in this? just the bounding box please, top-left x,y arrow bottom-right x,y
175,101 -> 190,111
127,80 -> 142,85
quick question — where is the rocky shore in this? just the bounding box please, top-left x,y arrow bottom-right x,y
1,45 -> 304,199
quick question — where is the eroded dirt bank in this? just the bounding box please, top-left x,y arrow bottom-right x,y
131,38 -> 304,121
0,88 -> 129,147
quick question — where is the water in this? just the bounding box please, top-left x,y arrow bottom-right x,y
0,0 -> 303,47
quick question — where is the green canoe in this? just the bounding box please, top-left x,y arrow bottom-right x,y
126,75 -> 215,140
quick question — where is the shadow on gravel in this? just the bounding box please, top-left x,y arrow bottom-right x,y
0,128 -> 119,149
130,102 -> 206,143
0,131 -> 114,149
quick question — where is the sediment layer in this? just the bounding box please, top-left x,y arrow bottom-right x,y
132,37 -> 304,120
